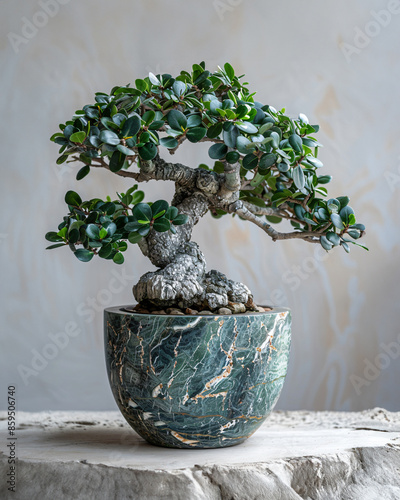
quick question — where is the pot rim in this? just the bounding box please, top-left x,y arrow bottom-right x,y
104,305 -> 291,317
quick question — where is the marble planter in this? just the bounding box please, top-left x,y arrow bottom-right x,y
104,306 -> 291,449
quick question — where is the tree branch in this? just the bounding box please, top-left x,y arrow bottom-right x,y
228,200 -> 321,243
218,160 -> 241,200
140,155 -> 197,187
242,201 -> 293,219
80,157 -> 141,180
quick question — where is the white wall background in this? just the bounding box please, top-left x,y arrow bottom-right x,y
1,0 -> 399,412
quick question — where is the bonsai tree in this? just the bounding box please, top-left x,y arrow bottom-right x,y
46,62 -> 367,313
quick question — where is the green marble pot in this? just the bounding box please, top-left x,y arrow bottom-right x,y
104,306 -> 291,449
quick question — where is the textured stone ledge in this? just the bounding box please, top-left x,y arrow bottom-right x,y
1,408 -> 400,499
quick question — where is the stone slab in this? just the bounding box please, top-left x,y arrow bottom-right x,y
1,408 -> 400,499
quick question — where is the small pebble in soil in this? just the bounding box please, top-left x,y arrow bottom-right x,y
130,304 -> 273,315
228,302 -> 246,314
166,308 -> 185,315
185,308 -> 199,315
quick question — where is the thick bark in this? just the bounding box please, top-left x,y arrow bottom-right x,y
104,154 -> 324,310
132,174 -> 252,310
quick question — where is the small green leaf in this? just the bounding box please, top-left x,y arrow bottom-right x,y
172,80 -> 186,96
186,127 -> 207,143
142,110 -> 155,126
208,143 -> 228,160
172,213 -> 188,225
292,165 -> 305,190
125,221 -> 142,232
326,232 -> 341,246
289,134 -> 303,153
166,206 -> 179,220
235,122 -> 258,134
56,154 -> 69,165
131,191 -> 145,204
259,122 -> 274,134
132,203 -> 152,222
45,232 -> 63,242
99,228 -> 108,239
113,252 -> 125,264
121,115 -> 141,138
138,142 -> 157,160
306,156 -> 323,168
266,215 -> 282,224
135,79 -> 148,93
69,131 -> 86,143
331,213 -> 344,229
46,243 -> 66,250
118,241 -> 128,252
128,232 -> 143,244
269,131 -> 280,148
207,122 -> 223,139
327,198 -> 340,213
57,227 -> 67,239
298,113 -> 309,125
153,218 -> 171,232
99,243 -> 113,258
187,114 -> 202,128
138,224 -> 151,236
160,137 -> 178,149
65,190 -> 82,206
341,240 -> 350,253
259,153 -> 277,173
242,153 -> 258,171
148,72 -> 160,86
226,151 -> 240,164
320,235 -> 333,251
236,135 -> 252,154
339,205 -> 355,224
116,145 -> 135,156
294,205 -> 306,220
347,229 -> 361,239
317,175 -> 332,185
86,224 -> 100,239
149,120 -> 165,131
68,228 -> 80,244
99,130 -> 120,146
348,213 -> 356,226
109,150 -> 126,172
76,165 -> 90,181
337,196 -> 350,209
224,62 -> 235,80
223,126 -> 239,148
151,200 -> 169,218
74,249 -> 94,262
167,109 -> 187,130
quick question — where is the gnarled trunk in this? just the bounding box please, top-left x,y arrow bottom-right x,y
132,186 -> 253,311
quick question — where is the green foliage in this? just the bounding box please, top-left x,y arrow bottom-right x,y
50,62 -> 366,256
45,185 -> 189,264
